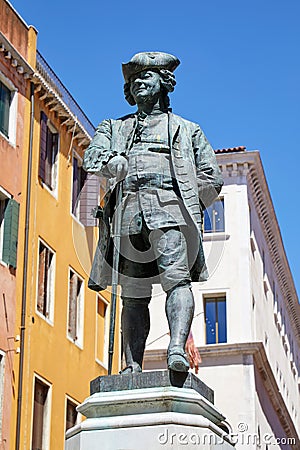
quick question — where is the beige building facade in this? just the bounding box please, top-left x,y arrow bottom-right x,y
145,147 -> 300,449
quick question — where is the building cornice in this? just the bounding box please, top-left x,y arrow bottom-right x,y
31,72 -> 91,147
30,52 -> 94,148
145,342 -> 299,446
0,31 -> 34,79
216,151 -> 300,349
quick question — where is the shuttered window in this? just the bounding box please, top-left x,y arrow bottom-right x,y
72,154 -> 88,222
96,295 -> 108,364
39,112 -> 59,191
68,269 -> 84,345
65,398 -> 78,431
37,240 -> 55,321
0,195 -> 19,268
78,172 -> 100,227
31,378 -> 50,450
0,81 -> 11,138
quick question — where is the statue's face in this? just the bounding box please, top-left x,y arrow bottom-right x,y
129,70 -> 162,104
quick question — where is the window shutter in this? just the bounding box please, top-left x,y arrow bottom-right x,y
32,380 -> 48,450
2,199 -> 20,268
39,112 -> 48,182
79,173 -> 99,226
66,400 -> 78,431
45,127 -> 53,187
68,272 -> 78,340
72,158 -> 78,214
0,82 -> 11,138
52,133 -> 59,160
37,244 -> 46,313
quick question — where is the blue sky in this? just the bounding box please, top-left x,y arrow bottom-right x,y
10,0 -> 300,297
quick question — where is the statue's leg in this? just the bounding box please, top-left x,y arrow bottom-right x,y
121,297 -> 151,372
150,227 -> 195,372
119,232 -> 153,373
165,284 -> 194,371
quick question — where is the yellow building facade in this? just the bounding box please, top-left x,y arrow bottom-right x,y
0,2 -> 120,449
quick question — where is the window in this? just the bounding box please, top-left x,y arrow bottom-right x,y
204,296 -> 227,344
96,295 -> 109,365
262,249 -> 265,275
0,75 -> 17,145
65,398 -> 79,431
68,269 -> 84,346
204,198 -> 224,233
39,112 -> 59,191
31,377 -> 51,450
37,240 -> 55,322
72,153 -> 87,221
0,81 -> 11,138
0,188 -> 20,268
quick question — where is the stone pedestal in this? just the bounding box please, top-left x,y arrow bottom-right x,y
65,370 -> 234,450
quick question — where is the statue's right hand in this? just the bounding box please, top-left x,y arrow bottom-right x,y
107,155 -> 128,181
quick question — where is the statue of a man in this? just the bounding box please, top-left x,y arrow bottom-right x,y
83,52 -> 223,373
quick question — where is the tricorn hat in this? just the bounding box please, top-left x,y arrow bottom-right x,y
122,51 -> 180,83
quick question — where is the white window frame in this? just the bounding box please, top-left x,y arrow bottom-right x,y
0,186 -> 12,265
31,374 -> 52,450
201,290 -> 229,346
36,238 -> 55,325
0,70 -> 17,147
95,294 -> 110,368
67,267 -> 84,349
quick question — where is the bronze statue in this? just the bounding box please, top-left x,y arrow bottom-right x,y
83,52 -> 223,374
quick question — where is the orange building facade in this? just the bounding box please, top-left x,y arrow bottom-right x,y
0,2 -> 119,449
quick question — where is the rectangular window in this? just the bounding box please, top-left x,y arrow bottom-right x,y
0,73 -> 17,145
65,398 -> 79,431
37,240 -> 55,322
0,80 -> 11,138
96,295 -> 109,364
204,198 -> 225,233
72,153 -> 87,221
204,296 -> 227,344
68,269 -> 84,346
39,112 -> 59,191
0,189 -> 20,268
31,377 -> 51,450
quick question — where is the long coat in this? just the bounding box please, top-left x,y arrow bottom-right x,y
83,112 -> 223,291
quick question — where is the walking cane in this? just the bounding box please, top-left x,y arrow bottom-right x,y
108,177 -> 123,375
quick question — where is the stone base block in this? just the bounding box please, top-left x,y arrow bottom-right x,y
65,371 -> 234,450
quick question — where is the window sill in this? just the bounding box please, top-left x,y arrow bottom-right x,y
0,259 -> 9,268
203,232 -> 230,242
67,335 -> 83,350
71,213 -> 85,229
0,130 -> 16,148
95,358 -> 108,371
38,178 -> 58,200
35,310 -> 54,327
